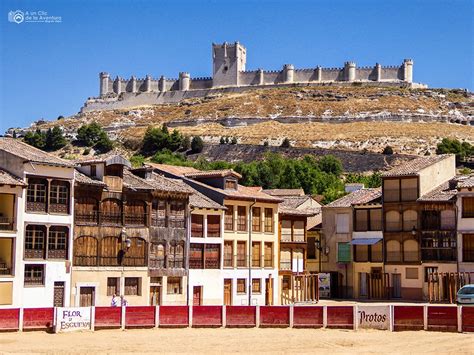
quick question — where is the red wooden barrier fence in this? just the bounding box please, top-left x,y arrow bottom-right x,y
159,306 -> 189,327
23,308 -> 54,330
259,306 -> 290,327
192,306 -> 222,327
461,306 -> 474,332
427,306 -> 458,332
0,308 -> 20,330
393,306 -> 424,331
125,306 -> 155,328
94,307 -> 122,328
225,306 -> 256,327
293,306 -> 323,328
327,306 -> 353,329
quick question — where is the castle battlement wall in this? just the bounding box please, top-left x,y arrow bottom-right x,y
86,42 -> 420,112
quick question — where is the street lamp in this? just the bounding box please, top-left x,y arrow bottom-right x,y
315,239 -> 322,273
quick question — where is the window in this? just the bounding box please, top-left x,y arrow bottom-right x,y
422,210 -> 439,230
406,268 -> 418,280
152,200 -> 166,227
50,181 -> 69,205
168,241 -> 184,268
24,265 -> 44,286
386,240 -> 401,262
124,277 -> 140,296
280,248 -> 291,270
107,277 -> 120,296
205,244 -> 220,269
90,165 -> 97,177
225,179 -> 237,190
252,207 -> 261,232
189,244 -> 204,269
401,178 -> 418,201
225,205 -> 234,231
424,267 -> 438,282
370,209 -> 382,231
403,210 -> 417,232
264,208 -> 273,233
264,242 -> 273,267
293,221 -> 305,242
403,239 -> 419,262
463,197 -> 474,218
463,234 -> 474,262
167,277 -> 182,294
26,178 -> 47,212
281,220 -> 292,242
207,215 -> 221,237
191,215 -> 204,238
354,245 -> 369,262
252,242 -> 261,267
335,214 -> 350,234
73,236 -> 98,266
25,225 -> 46,259
371,241 -> 383,262
252,278 -> 261,294
355,210 -> 368,231
224,241 -> 233,267
337,242 -> 351,263
237,206 -> 247,231
47,226 -> 68,259
169,200 -> 185,228
237,241 -> 246,267
237,279 -> 246,294
385,211 -> 401,232
383,179 -> 400,202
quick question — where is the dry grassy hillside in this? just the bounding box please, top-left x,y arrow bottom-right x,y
18,86 -> 474,155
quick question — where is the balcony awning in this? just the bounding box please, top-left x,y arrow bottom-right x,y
350,237 -> 382,245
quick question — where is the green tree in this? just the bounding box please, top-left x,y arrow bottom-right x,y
130,154 -> 145,168
181,136 -> 191,151
280,138 -> 291,148
191,136 -> 204,153
76,122 -> 105,147
436,138 -> 473,163
382,145 -> 394,155
24,129 -> 46,150
316,155 -> 343,176
45,126 -> 67,151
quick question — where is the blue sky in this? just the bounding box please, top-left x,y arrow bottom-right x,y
0,0 -> 472,133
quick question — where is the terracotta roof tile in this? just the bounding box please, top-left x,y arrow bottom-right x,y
263,189 -> 305,197
0,168 -> 26,187
417,180 -> 457,202
189,188 -> 226,210
0,137 -> 74,167
123,170 -> 155,191
325,188 -> 382,208
381,155 -> 453,177
145,172 -> 194,194
458,175 -> 474,189
184,169 -> 242,179
146,163 -> 200,176
278,195 -> 321,216
74,170 -> 107,187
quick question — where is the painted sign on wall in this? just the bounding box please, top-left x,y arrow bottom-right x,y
357,306 -> 390,330
55,307 -> 92,333
318,273 -> 331,298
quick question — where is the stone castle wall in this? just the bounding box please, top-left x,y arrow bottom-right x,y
82,41 -> 419,112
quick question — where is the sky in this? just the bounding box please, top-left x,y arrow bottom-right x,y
0,0 -> 472,134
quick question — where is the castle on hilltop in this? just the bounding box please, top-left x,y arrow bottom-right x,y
82,42 -> 422,112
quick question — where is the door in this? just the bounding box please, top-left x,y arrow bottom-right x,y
79,287 -> 95,307
359,273 -> 368,298
224,279 -> 232,306
193,286 -> 202,306
53,281 -> 65,307
265,278 -> 272,305
392,273 -> 401,298
150,286 -> 161,306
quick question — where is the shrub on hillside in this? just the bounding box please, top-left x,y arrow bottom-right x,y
191,136 -> 204,153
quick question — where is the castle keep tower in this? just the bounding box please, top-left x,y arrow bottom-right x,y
212,42 -> 246,87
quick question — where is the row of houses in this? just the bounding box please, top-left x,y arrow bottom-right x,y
0,138 -> 321,308
319,154 -> 474,300
0,137 -> 472,307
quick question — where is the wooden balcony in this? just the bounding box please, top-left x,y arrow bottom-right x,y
101,212 -> 122,225
48,249 -> 67,259
24,249 -> 44,259
75,211 -> 99,225
149,258 -> 165,269
125,213 -> 148,226
49,203 -> 68,214
26,201 -> 46,213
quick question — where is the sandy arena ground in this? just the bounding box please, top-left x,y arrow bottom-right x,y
0,327 -> 472,354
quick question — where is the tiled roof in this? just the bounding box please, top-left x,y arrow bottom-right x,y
146,163 -> 200,176
263,189 -> 305,197
381,155 -> 453,177
417,180 -> 457,202
74,170 -> 107,187
184,169 -> 242,179
278,195 -> 321,216
0,137 -> 74,167
458,175 -> 474,189
325,188 -> 382,208
145,172 -> 194,194
0,168 -> 26,186
189,188 -> 226,210
123,170 -> 155,191
76,151 -> 131,167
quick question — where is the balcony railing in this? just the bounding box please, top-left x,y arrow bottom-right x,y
169,219 -> 185,229
281,233 -> 292,242
386,251 -> 402,262
264,257 -> 273,268
422,248 -> 456,262
189,258 -> 204,269
24,276 -> 44,286
236,255 -> 247,267
168,257 -> 184,268
48,249 -> 67,259
101,212 -> 122,225
280,260 -> 292,271
204,257 -> 220,269
149,258 -> 165,268
252,257 -> 261,268
124,213 -> 148,226
74,255 -> 98,266
24,249 -> 44,259
26,201 -> 46,213
75,211 -> 99,225
371,252 -> 383,262
403,251 -> 419,262
49,203 -> 68,214
122,256 -> 146,267
223,256 -> 233,267
385,222 -> 402,232
0,217 -> 14,231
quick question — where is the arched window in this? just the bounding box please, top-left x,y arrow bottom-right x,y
385,211 -> 401,232
100,236 -> 121,266
403,210 -> 417,231
75,197 -> 99,224
24,225 -> 46,259
168,241 -> 184,268
101,199 -> 122,225
48,226 -> 68,259
50,180 -> 70,213
123,237 -> 146,266
386,240 -> 401,262
403,239 -> 419,262
125,200 -> 147,226
150,242 -> 165,268
74,236 -> 98,266
26,178 -> 47,212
